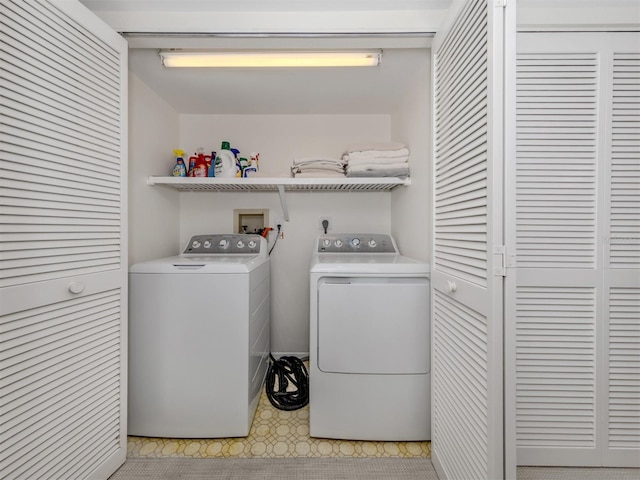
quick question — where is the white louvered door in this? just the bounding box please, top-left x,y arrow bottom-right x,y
605,44 -> 640,467
0,1 -> 128,479
511,32 -> 640,468
431,0 -> 513,478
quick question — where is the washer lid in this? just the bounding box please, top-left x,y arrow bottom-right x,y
310,253 -> 430,275
129,254 -> 268,274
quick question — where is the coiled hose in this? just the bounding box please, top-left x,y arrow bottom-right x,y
265,354 -> 309,411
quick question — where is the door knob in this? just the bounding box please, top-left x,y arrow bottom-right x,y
68,282 -> 85,294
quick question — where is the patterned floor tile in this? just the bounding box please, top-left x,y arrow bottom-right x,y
128,387 -> 430,459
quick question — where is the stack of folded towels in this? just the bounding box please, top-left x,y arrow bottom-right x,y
290,157 -> 346,178
342,142 -> 410,178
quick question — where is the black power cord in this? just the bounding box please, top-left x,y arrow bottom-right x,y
268,224 -> 282,255
265,353 -> 309,411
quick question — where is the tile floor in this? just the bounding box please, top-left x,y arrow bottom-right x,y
127,386 -> 431,459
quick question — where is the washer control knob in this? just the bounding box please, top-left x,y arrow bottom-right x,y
192,240 -> 201,249
351,238 -> 360,247
248,240 -> 257,249
322,239 -> 331,247
236,240 -> 245,249
218,239 -> 230,249
334,239 -> 343,248
368,239 -> 377,248
203,240 -> 212,248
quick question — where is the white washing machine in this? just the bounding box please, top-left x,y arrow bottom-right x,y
309,233 -> 430,441
128,234 -> 270,438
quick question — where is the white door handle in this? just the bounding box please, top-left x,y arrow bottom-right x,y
445,280 -> 457,294
68,282 -> 85,294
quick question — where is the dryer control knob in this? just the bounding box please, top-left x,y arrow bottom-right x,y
322,239 -> 331,247
334,239 -> 343,248
192,240 -> 201,249
203,240 -> 212,248
351,238 -> 360,247
368,239 -> 377,248
218,239 -> 230,249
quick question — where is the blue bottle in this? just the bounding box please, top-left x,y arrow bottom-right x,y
208,151 -> 217,177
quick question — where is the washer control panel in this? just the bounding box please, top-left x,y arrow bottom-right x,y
183,234 -> 263,254
317,234 -> 397,253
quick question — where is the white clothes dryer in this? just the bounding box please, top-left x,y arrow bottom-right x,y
309,233 -> 430,441
128,234 -> 270,438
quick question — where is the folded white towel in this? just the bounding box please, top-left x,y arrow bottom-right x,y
292,164 -> 344,175
346,142 -> 406,153
293,170 -> 347,178
346,148 -> 410,160
347,162 -> 409,173
346,155 -> 409,167
346,166 -> 410,178
291,157 -> 346,177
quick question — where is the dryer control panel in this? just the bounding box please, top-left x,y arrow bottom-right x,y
317,234 -> 397,253
183,234 -> 265,255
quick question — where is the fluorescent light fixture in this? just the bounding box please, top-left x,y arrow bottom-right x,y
159,50 -> 381,68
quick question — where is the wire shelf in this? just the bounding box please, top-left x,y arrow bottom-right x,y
146,176 -> 410,192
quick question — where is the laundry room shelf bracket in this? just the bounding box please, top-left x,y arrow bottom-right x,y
146,176 -> 411,221
277,185 -> 289,221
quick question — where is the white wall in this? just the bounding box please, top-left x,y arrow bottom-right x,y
390,53 -> 431,262
177,114 -> 394,354
177,114 -> 391,175
128,73 -> 181,265
517,0 -> 640,31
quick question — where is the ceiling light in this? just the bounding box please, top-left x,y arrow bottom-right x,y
159,50 -> 381,68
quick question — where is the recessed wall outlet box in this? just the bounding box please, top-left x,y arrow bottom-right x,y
234,208 -> 269,234
273,216 -> 285,229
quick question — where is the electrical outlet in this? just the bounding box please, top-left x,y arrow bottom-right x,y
319,216 -> 332,232
273,216 -> 285,237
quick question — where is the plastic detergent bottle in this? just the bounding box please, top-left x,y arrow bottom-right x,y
238,157 -> 249,177
243,152 -> 259,177
189,148 -> 211,177
208,151 -> 217,177
215,141 -> 237,178
230,148 -> 242,177
172,149 -> 187,177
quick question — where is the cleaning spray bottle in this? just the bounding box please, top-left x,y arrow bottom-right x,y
172,149 -> 187,177
243,152 -> 259,177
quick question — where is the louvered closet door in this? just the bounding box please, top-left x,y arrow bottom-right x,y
603,37 -> 640,468
431,0 -> 512,478
0,1 -> 128,479
513,32 -> 639,468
